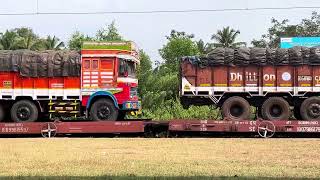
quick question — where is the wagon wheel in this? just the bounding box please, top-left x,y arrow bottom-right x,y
41,122 -> 57,138
258,121 -> 275,138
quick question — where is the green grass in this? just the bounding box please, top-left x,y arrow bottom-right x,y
0,138 -> 319,179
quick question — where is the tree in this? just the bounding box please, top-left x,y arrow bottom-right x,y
196,39 -> 214,55
96,21 -> 123,41
137,50 -> 152,99
211,26 -> 246,48
252,12 -> 320,48
44,35 -> 65,50
14,27 -> 42,50
159,30 -> 199,72
165,30 -> 194,40
68,21 -> 123,50
68,31 -> 92,50
143,30 -> 200,107
0,30 -> 18,50
251,19 -> 300,48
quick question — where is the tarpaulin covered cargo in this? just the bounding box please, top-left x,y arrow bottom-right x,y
186,46 -> 320,67
0,50 -> 81,77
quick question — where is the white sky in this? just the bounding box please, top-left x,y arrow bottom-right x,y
0,0 -> 320,63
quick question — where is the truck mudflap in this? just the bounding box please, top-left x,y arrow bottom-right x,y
168,119 -> 320,138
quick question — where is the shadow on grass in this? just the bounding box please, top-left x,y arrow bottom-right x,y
0,176 -> 315,180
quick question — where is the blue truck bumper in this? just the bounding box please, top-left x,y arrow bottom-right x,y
122,101 -> 141,110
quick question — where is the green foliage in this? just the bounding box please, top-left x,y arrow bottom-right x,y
141,30 -> 199,114
69,21 -> 123,50
43,35 -> 65,50
96,21 -> 123,41
68,31 -> 93,50
196,39 -> 213,55
0,30 -> 18,50
142,99 -> 221,120
251,11 -> 320,48
137,30 -> 218,120
14,27 -> 43,50
141,71 -> 178,109
137,50 -> 152,98
211,26 -> 246,48
0,27 -> 64,51
159,30 -> 199,72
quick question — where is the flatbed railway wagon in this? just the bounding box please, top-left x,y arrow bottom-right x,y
0,41 -> 141,122
0,119 -> 320,138
0,43 -> 320,139
180,47 -> 320,121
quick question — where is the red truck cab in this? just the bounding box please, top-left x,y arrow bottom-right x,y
81,41 -> 141,120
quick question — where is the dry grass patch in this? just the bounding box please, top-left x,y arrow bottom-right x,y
0,138 -> 319,179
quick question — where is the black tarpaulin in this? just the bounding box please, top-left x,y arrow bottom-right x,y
0,50 -> 81,77
183,46 -> 320,67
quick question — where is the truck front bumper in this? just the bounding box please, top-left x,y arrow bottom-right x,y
122,101 -> 141,110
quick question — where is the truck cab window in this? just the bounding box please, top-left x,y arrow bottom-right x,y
84,60 -> 90,69
92,60 -> 98,70
119,58 -> 136,77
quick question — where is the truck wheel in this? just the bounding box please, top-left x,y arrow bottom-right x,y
90,99 -> 118,121
11,100 -> 38,122
222,96 -> 250,120
300,97 -> 320,120
261,97 -> 290,120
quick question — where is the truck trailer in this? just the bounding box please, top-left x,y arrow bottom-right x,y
180,47 -> 320,121
0,41 -> 141,122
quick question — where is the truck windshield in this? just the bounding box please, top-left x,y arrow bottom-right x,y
118,58 -> 136,78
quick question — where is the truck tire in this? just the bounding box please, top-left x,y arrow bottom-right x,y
222,96 -> 250,120
11,100 -> 38,122
90,99 -> 118,121
261,97 -> 290,120
300,97 -> 320,120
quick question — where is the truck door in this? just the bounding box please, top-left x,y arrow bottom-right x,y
99,57 -> 115,87
82,58 -> 99,88
82,57 -> 115,88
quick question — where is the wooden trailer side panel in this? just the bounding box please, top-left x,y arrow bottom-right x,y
244,66 -> 259,92
196,67 -> 212,87
212,66 -> 228,87
181,60 -> 320,95
0,72 -> 81,100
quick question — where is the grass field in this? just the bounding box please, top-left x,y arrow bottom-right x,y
0,138 -> 319,179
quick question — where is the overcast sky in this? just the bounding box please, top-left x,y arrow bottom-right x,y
0,0 -> 320,63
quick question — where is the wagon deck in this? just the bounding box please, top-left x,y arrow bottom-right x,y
0,119 -> 319,138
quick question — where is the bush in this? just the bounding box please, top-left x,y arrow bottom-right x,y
130,99 -> 221,121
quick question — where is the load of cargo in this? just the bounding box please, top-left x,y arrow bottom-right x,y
0,50 -> 81,77
183,46 -> 320,67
